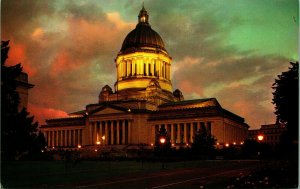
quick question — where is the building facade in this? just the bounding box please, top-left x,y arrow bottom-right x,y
41,6 -> 249,149
16,72 -> 34,111
248,123 -> 286,148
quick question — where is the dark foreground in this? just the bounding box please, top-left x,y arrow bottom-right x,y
2,160 -> 262,188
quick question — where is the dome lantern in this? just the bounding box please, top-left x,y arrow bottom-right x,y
138,5 -> 149,25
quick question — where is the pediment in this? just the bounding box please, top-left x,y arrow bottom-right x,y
91,107 -> 126,115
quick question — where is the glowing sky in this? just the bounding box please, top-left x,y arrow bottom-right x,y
2,0 -> 298,129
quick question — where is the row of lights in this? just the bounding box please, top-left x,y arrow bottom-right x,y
45,135 -> 265,151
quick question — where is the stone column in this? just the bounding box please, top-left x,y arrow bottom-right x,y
45,131 -> 48,147
111,121 -> 114,145
105,121 -> 108,145
60,130 -> 62,147
184,123 -> 187,144
146,62 -> 149,76
76,129 -> 81,145
151,60 -> 155,76
171,124 -> 174,143
117,120 -> 120,145
122,120 -> 126,144
123,61 -> 126,77
166,124 -> 170,137
177,124 -> 180,143
59,130 -> 61,146
99,122 -> 102,143
51,131 -> 54,147
64,130 -> 67,147
46,131 -> 50,147
190,123 -> 194,143
93,122 -> 97,145
89,122 -> 93,145
128,120 -> 132,144
53,131 -> 56,147
72,130 -> 75,146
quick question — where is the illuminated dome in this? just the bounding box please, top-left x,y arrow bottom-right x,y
114,5 -> 173,102
119,6 -> 167,55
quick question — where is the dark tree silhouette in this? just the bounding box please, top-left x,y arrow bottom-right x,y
272,61 -> 298,186
272,61 -> 298,142
1,40 -> 46,160
191,127 -> 216,157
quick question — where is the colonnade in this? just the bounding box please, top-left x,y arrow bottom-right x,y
153,122 -> 212,144
89,119 -> 132,145
117,59 -> 171,80
46,129 -> 83,147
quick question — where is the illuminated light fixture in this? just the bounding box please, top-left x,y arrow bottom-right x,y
78,145 -> 82,149
186,143 -> 189,146
41,150 -> 44,153
128,109 -> 131,112
150,143 -> 154,146
171,143 -> 175,147
160,138 -> 166,144
257,135 -> 264,141
225,143 -> 229,147
85,112 -> 89,115
102,136 -> 105,140
96,141 -> 100,145
233,142 -> 236,145
52,146 -> 55,149
216,142 -> 219,145
240,141 -> 244,145
94,149 -> 98,152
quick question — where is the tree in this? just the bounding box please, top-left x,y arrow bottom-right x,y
191,127 -> 216,157
272,61 -> 298,142
1,40 -> 46,160
272,62 -> 298,185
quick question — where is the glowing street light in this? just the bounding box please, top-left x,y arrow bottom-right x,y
225,143 -> 229,147
96,141 -> 101,145
77,145 -> 82,149
257,135 -> 264,141
159,137 -> 166,170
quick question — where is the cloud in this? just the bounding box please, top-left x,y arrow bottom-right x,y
28,103 -> 68,125
2,0 -> 136,123
2,0 -> 297,130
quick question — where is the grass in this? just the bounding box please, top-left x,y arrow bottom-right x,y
1,160 -> 258,188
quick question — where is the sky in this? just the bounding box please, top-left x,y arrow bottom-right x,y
2,0 -> 298,129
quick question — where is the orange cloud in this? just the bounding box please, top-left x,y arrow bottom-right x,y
28,103 -> 68,125
5,40 -> 37,76
50,51 -> 80,77
178,80 -> 204,96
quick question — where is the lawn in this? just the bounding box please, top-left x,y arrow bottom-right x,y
1,160 -> 258,188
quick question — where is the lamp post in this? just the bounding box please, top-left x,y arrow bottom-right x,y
257,134 -> 264,169
160,137 -> 166,169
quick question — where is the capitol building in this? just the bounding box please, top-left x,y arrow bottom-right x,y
41,6 -> 249,149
